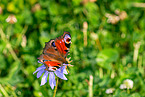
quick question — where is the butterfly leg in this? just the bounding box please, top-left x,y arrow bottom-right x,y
44,64 -> 49,71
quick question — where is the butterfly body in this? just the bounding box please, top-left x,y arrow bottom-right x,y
38,32 -> 71,71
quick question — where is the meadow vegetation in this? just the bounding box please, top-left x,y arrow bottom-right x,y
0,0 -> 145,96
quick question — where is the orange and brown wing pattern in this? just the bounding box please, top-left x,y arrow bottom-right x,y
55,32 -> 71,58
38,32 -> 71,71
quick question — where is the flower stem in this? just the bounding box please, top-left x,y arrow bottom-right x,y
127,89 -> 130,94
0,27 -> 19,61
89,75 -> 93,97
53,77 -> 58,97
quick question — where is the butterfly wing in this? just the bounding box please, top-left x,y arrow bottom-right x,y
38,32 -> 71,71
43,61 -> 61,71
55,32 -> 71,58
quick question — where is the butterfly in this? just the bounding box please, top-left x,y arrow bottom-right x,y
38,32 -> 71,71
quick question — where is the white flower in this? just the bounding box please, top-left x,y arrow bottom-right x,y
105,88 -> 115,94
120,84 -> 126,89
33,61 -> 68,89
6,14 -> 17,24
120,79 -> 133,89
124,79 -> 133,89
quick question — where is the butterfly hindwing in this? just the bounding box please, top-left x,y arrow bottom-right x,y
43,61 -> 61,71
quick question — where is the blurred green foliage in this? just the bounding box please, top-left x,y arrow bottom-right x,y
0,0 -> 145,96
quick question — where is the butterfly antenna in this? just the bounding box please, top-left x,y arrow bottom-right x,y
66,57 -> 73,63
68,64 -> 74,67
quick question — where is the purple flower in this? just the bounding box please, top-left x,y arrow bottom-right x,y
33,61 -> 68,89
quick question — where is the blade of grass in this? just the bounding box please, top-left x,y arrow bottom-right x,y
0,84 -> 9,97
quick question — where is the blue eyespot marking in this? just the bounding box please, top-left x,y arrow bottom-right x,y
52,41 -> 56,47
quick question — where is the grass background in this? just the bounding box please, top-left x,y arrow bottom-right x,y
0,0 -> 145,96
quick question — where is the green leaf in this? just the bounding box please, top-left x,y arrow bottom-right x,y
0,54 -> 6,69
96,48 -> 119,70
0,61 -> 23,85
22,8 -> 33,24
22,54 -> 36,65
129,93 -> 141,97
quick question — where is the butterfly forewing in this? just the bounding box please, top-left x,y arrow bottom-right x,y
55,32 -> 71,57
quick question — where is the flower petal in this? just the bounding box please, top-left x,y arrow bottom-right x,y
41,71 -> 49,86
33,65 -> 46,74
58,66 -> 68,74
38,61 -> 43,64
37,69 -> 45,78
62,66 -> 68,74
49,72 -> 56,89
63,63 -> 68,66
120,84 -> 126,89
54,70 -> 67,80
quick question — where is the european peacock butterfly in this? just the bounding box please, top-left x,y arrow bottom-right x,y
38,32 -> 71,71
